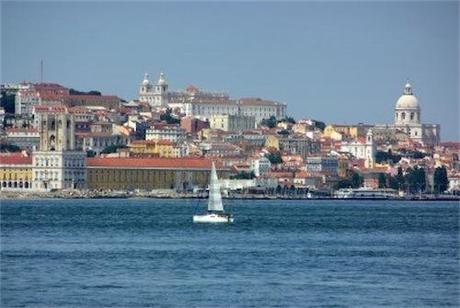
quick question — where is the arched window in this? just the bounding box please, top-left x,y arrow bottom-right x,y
49,135 -> 56,151
401,112 -> 406,120
410,112 -> 414,120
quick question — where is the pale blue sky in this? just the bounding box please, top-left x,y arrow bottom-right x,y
2,1 -> 459,140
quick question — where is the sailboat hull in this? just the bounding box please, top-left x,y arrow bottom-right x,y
193,213 -> 234,223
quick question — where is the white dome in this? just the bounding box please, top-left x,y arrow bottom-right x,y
395,82 -> 419,109
157,72 -> 167,86
396,94 -> 419,109
142,73 -> 150,86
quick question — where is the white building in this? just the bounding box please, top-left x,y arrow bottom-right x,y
146,124 -> 187,143
139,72 -> 169,107
183,98 -> 287,124
15,85 -> 39,115
32,105 -> 86,191
238,98 -> 286,123
250,156 -> 272,177
5,128 -> 40,151
305,156 -> 339,176
138,72 -> 287,123
210,114 -> 256,131
374,82 -> 440,146
340,129 -> 376,168
393,82 -> 440,145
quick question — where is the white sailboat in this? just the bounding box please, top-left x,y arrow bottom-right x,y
193,162 -> 234,223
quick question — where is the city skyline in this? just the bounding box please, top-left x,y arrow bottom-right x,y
2,1 -> 458,140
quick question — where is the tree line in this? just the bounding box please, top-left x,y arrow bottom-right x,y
378,166 -> 449,194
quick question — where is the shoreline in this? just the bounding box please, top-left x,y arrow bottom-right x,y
1,191 -> 459,202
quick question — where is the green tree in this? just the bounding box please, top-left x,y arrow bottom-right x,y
101,144 -> 127,154
314,121 -> 326,131
69,88 -> 101,96
282,116 -> 296,124
277,129 -> 290,136
230,171 -> 255,179
0,92 -> 15,113
260,116 -> 277,128
433,166 -> 449,194
86,150 -> 96,157
405,166 -> 426,193
375,150 -> 401,164
160,108 -> 180,124
378,173 -> 387,188
0,143 -> 21,152
388,175 -> 399,190
351,172 -> 363,188
265,152 -> 283,165
334,171 -> 363,190
334,178 -> 352,190
395,167 -> 405,191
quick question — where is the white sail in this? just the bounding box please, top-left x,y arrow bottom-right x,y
208,162 -> 224,212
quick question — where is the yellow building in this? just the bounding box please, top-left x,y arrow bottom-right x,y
323,124 -> 373,140
86,157 -> 230,191
322,125 -> 344,141
0,153 -> 33,190
129,140 -> 177,158
265,135 -> 280,150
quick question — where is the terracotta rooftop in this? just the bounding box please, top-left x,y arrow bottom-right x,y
5,128 -> 38,133
87,157 -> 228,170
34,104 -> 68,113
0,153 -> 32,165
130,140 -> 173,146
238,98 -> 284,106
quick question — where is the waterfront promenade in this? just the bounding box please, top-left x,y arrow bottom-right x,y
1,189 -> 459,201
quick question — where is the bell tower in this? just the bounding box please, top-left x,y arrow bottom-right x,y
38,107 -> 75,151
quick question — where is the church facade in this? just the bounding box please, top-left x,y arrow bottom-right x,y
32,105 -> 86,191
393,82 -> 440,145
375,82 -> 440,147
138,72 -> 287,124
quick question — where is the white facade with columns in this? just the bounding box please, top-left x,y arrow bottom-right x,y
341,129 -> 376,168
32,106 -> 86,191
139,72 -> 169,107
393,82 -> 440,146
138,72 -> 287,123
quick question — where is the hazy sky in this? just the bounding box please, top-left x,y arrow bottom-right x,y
2,1 -> 459,140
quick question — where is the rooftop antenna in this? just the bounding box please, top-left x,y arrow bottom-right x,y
40,60 -> 43,83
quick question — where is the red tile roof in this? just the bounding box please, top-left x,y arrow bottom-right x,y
131,140 -> 173,146
34,104 -> 68,113
5,128 -> 38,133
0,153 -> 32,165
238,98 -> 283,106
87,157 -> 228,170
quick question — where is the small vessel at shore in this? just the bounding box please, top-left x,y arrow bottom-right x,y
335,187 -> 399,199
193,162 -> 233,223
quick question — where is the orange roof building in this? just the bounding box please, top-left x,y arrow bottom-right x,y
86,157 -> 230,191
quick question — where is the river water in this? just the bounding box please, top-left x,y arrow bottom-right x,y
1,199 -> 459,307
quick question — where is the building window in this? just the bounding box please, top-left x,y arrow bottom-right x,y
401,112 -> 406,120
